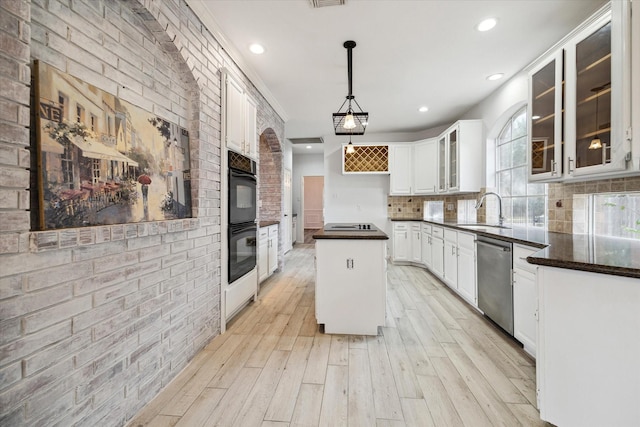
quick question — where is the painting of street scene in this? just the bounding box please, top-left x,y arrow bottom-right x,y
35,61 -> 192,230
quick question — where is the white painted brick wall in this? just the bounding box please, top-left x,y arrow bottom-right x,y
0,0 -> 284,426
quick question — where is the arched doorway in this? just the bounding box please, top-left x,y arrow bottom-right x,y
259,128 -> 283,268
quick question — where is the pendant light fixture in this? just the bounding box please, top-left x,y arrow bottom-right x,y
333,41 -> 368,135
588,85 -> 605,150
346,135 -> 355,154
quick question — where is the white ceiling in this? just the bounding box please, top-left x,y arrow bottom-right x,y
187,0 -> 607,153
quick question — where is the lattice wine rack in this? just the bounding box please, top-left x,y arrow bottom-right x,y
342,145 -> 389,173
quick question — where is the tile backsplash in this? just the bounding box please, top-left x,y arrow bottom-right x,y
387,193 -> 480,222
548,176 -> 640,234
388,175 -> 640,235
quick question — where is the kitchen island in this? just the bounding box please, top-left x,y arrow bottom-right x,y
313,223 -> 389,335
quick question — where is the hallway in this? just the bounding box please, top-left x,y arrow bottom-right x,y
128,244 -> 546,427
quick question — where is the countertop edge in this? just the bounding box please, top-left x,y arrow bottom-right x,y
390,217 -> 640,277
313,233 -> 389,240
527,256 -> 640,279
259,220 -> 280,228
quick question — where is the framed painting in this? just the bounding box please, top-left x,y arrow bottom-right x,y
34,61 -> 192,230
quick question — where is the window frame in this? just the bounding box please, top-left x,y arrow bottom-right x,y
495,106 -> 548,227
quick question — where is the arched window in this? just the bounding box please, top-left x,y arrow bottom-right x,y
495,107 -> 547,227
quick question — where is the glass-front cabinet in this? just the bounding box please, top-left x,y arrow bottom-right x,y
438,135 -> 446,192
528,51 -> 563,181
528,2 -> 631,181
437,120 -> 482,194
448,128 -> 458,191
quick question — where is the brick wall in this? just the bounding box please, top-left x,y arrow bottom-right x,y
258,129 -> 284,269
0,0 -> 284,425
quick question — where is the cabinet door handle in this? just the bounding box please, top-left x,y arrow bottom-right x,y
551,161 -> 557,175
568,157 -> 574,174
451,246 -> 455,255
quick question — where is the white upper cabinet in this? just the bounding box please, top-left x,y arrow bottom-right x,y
390,128 -> 479,197
389,144 -> 413,195
223,71 -> 258,159
528,51 -> 564,181
528,2 -> 632,181
244,94 -> 258,159
439,120 -> 483,193
413,138 -> 439,195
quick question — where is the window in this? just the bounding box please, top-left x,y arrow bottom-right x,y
76,104 -> 85,123
58,92 -> 68,120
90,114 -> 97,132
495,107 -> 547,227
590,192 -> 640,239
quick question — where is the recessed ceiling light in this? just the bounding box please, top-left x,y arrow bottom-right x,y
418,106 -> 429,113
249,43 -> 265,54
487,73 -> 504,81
477,18 -> 497,32
306,145 -> 312,149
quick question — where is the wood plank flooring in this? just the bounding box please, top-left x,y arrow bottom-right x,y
128,243 -> 551,427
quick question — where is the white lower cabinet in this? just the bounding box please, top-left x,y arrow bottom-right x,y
268,225 -> 278,274
410,223 -> 421,263
537,266 -> 640,426
258,227 -> 269,283
421,224 -> 432,268
430,227 -> 444,279
392,222 -> 410,262
259,224 -> 278,283
392,222 -> 422,263
512,244 -> 538,357
315,238 -> 387,335
443,229 -> 458,288
456,231 -> 477,305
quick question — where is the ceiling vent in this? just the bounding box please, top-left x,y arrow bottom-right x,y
309,0 -> 345,8
289,137 -> 324,145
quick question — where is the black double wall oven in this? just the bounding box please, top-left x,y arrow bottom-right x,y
228,151 -> 257,284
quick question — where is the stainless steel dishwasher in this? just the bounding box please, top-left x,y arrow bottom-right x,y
477,235 -> 513,335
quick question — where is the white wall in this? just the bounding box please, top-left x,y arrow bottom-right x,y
322,132 -> 440,234
461,74 -> 529,187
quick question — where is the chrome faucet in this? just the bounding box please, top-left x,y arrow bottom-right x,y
475,191 -> 504,227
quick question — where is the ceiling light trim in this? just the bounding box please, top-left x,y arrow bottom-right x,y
249,43 -> 265,54
310,0 -> 346,8
476,18 -> 497,32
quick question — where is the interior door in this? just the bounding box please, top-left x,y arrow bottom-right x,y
283,168 -> 292,252
303,176 -> 324,229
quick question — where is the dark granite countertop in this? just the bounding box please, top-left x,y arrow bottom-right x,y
391,217 -> 640,278
313,223 -> 389,240
259,220 -> 280,228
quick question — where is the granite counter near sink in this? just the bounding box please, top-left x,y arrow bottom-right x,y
390,217 -> 640,279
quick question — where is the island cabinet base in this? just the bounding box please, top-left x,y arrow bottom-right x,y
537,266 -> 640,426
315,239 -> 387,335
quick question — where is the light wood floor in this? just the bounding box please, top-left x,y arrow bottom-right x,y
128,243 -> 550,427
